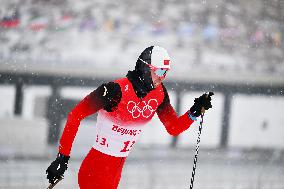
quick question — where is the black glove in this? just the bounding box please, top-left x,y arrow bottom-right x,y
189,92 -> 214,117
46,153 -> 70,184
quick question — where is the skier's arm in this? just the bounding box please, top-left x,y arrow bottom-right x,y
59,82 -> 122,156
156,84 -> 194,136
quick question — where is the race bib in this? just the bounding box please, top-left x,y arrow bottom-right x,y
93,111 -> 145,157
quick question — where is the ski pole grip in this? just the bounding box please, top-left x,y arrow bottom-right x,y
201,92 -> 214,114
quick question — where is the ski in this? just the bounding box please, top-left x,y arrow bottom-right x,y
47,177 -> 63,189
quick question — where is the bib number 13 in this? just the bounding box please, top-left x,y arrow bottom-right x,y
120,141 -> 136,152
96,134 -> 109,147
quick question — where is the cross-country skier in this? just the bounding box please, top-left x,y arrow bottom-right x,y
46,46 -> 213,189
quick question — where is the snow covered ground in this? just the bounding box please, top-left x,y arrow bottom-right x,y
0,148 -> 284,189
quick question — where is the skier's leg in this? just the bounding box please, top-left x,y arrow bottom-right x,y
78,148 -> 97,188
113,158 -> 126,189
78,148 -> 126,189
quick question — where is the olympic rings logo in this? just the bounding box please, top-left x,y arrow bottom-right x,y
127,99 -> 158,119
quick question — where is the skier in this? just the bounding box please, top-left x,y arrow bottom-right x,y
46,46 -> 213,189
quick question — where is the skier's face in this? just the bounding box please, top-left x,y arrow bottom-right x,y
150,69 -> 166,88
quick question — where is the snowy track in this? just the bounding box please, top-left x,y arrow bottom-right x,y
1,148 -> 284,189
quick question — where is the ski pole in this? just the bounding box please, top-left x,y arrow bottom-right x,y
189,92 -> 213,189
47,177 -> 63,189
189,111 -> 204,189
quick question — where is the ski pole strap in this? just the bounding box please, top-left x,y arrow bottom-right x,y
188,111 -> 197,121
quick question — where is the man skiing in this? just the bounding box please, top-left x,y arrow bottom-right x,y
46,46 -> 213,189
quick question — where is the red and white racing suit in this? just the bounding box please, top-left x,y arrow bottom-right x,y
59,78 -> 194,189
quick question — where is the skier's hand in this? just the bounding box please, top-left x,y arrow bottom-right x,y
189,92 -> 214,118
46,153 -> 70,184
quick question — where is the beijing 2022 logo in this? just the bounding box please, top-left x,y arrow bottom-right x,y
127,99 -> 158,118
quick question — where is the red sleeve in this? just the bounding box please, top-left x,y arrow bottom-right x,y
156,84 -> 194,136
157,103 -> 194,136
58,91 -> 102,156
59,82 -> 122,156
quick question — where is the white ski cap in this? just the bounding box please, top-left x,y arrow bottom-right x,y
151,46 -> 171,69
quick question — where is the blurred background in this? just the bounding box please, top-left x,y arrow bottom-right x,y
0,0 -> 284,188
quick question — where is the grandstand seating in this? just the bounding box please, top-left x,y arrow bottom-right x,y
0,0 -> 284,75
